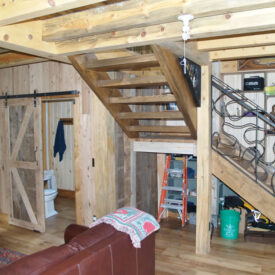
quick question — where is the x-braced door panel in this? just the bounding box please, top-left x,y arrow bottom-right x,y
5,98 -> 45,232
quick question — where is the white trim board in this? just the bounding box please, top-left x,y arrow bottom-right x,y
133,141 -> 197,155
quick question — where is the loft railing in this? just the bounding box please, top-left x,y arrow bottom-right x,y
211,76 -> 275,196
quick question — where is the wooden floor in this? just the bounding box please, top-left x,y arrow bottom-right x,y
0,197 -> 75,254
0,199 -> 275,274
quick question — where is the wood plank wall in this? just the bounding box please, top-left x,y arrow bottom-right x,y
0,61 -> 116,225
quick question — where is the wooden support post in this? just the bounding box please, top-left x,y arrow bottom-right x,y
73,97 -> 84,225
196,64 -> 212,255
130,141 -> 136,207
157,154 -> 165,209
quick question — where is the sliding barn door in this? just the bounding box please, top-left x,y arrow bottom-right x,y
4,98 -> 45,232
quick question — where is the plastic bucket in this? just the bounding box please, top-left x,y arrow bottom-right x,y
220,210 -> 240,240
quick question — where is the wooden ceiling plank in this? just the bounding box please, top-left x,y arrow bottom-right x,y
43,0 -> 275,42
0,0 -> 107,26
69,54 -> 139,138
210,45 -> 275,61
109,94 -> 176,104
98,75 -> 167,88
85,54 -> 159,71
197,33 -> 275,51
152,45 -> 197,138
127,125 -> 190,133
118,111 -> 184,120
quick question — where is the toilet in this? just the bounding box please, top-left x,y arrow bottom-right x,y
44,170 -> 58,218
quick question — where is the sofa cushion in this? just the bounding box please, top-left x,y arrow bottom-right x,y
0,244 -> 76,275
68,223 -> 116,251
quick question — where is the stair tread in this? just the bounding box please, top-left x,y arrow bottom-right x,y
118,111 -> 183,120
109,94 -> 176,104
86,54 -> 159,71
127,125 -> 190,134
98,75 -> 167,88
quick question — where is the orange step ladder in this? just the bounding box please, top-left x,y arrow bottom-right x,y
157,154 -> 188,226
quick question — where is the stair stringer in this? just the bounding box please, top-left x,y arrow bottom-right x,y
212,149 -> 275,223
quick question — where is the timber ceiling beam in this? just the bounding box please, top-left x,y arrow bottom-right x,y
210,45 -> 275,61
0,52 -> 46,68
158,41 -> 209,65
53,7 -> 275,56
0,21 -> 69,63
0,0 -> 107,26
197,33 -> 275,51
2,1 -> 275,60
152,45 -> 197,138
42,0 -> 275,42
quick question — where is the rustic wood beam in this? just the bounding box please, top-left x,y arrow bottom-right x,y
159,41 -> 209,65
43,0 -> 275,42
0,21 -> 69,63
54,7 -> 275,56
152,45 -> 197,138
85,54 -> 159,71
210,45 -> 275,61
55,21 -> 181,55
0,48 -> 9,54
0,0 -> 107,26
197,33 -> 275,51
0,52 -> 46,69
191,7 -> 275,39
196,64 -> 212,255
2,1 -> 275,60
43,0 -> 183,42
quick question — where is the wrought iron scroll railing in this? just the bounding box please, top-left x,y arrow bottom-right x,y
211,76 -> 275,195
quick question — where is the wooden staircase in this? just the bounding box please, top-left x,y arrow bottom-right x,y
212,136 -> 275,222
70,46 -> 197,141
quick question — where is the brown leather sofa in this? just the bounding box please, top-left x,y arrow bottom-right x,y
0,223 -> 155,275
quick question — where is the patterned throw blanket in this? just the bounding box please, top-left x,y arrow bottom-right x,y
90,207 -> 159,248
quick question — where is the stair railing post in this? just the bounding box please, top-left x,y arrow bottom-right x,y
255,106 -> 259,184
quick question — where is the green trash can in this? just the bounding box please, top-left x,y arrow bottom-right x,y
220,210 -> 240,240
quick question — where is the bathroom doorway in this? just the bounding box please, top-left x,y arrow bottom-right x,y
42,98 -> 76,232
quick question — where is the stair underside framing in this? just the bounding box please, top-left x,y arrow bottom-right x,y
70,47 -> 198,140
212,149 -> 275,222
